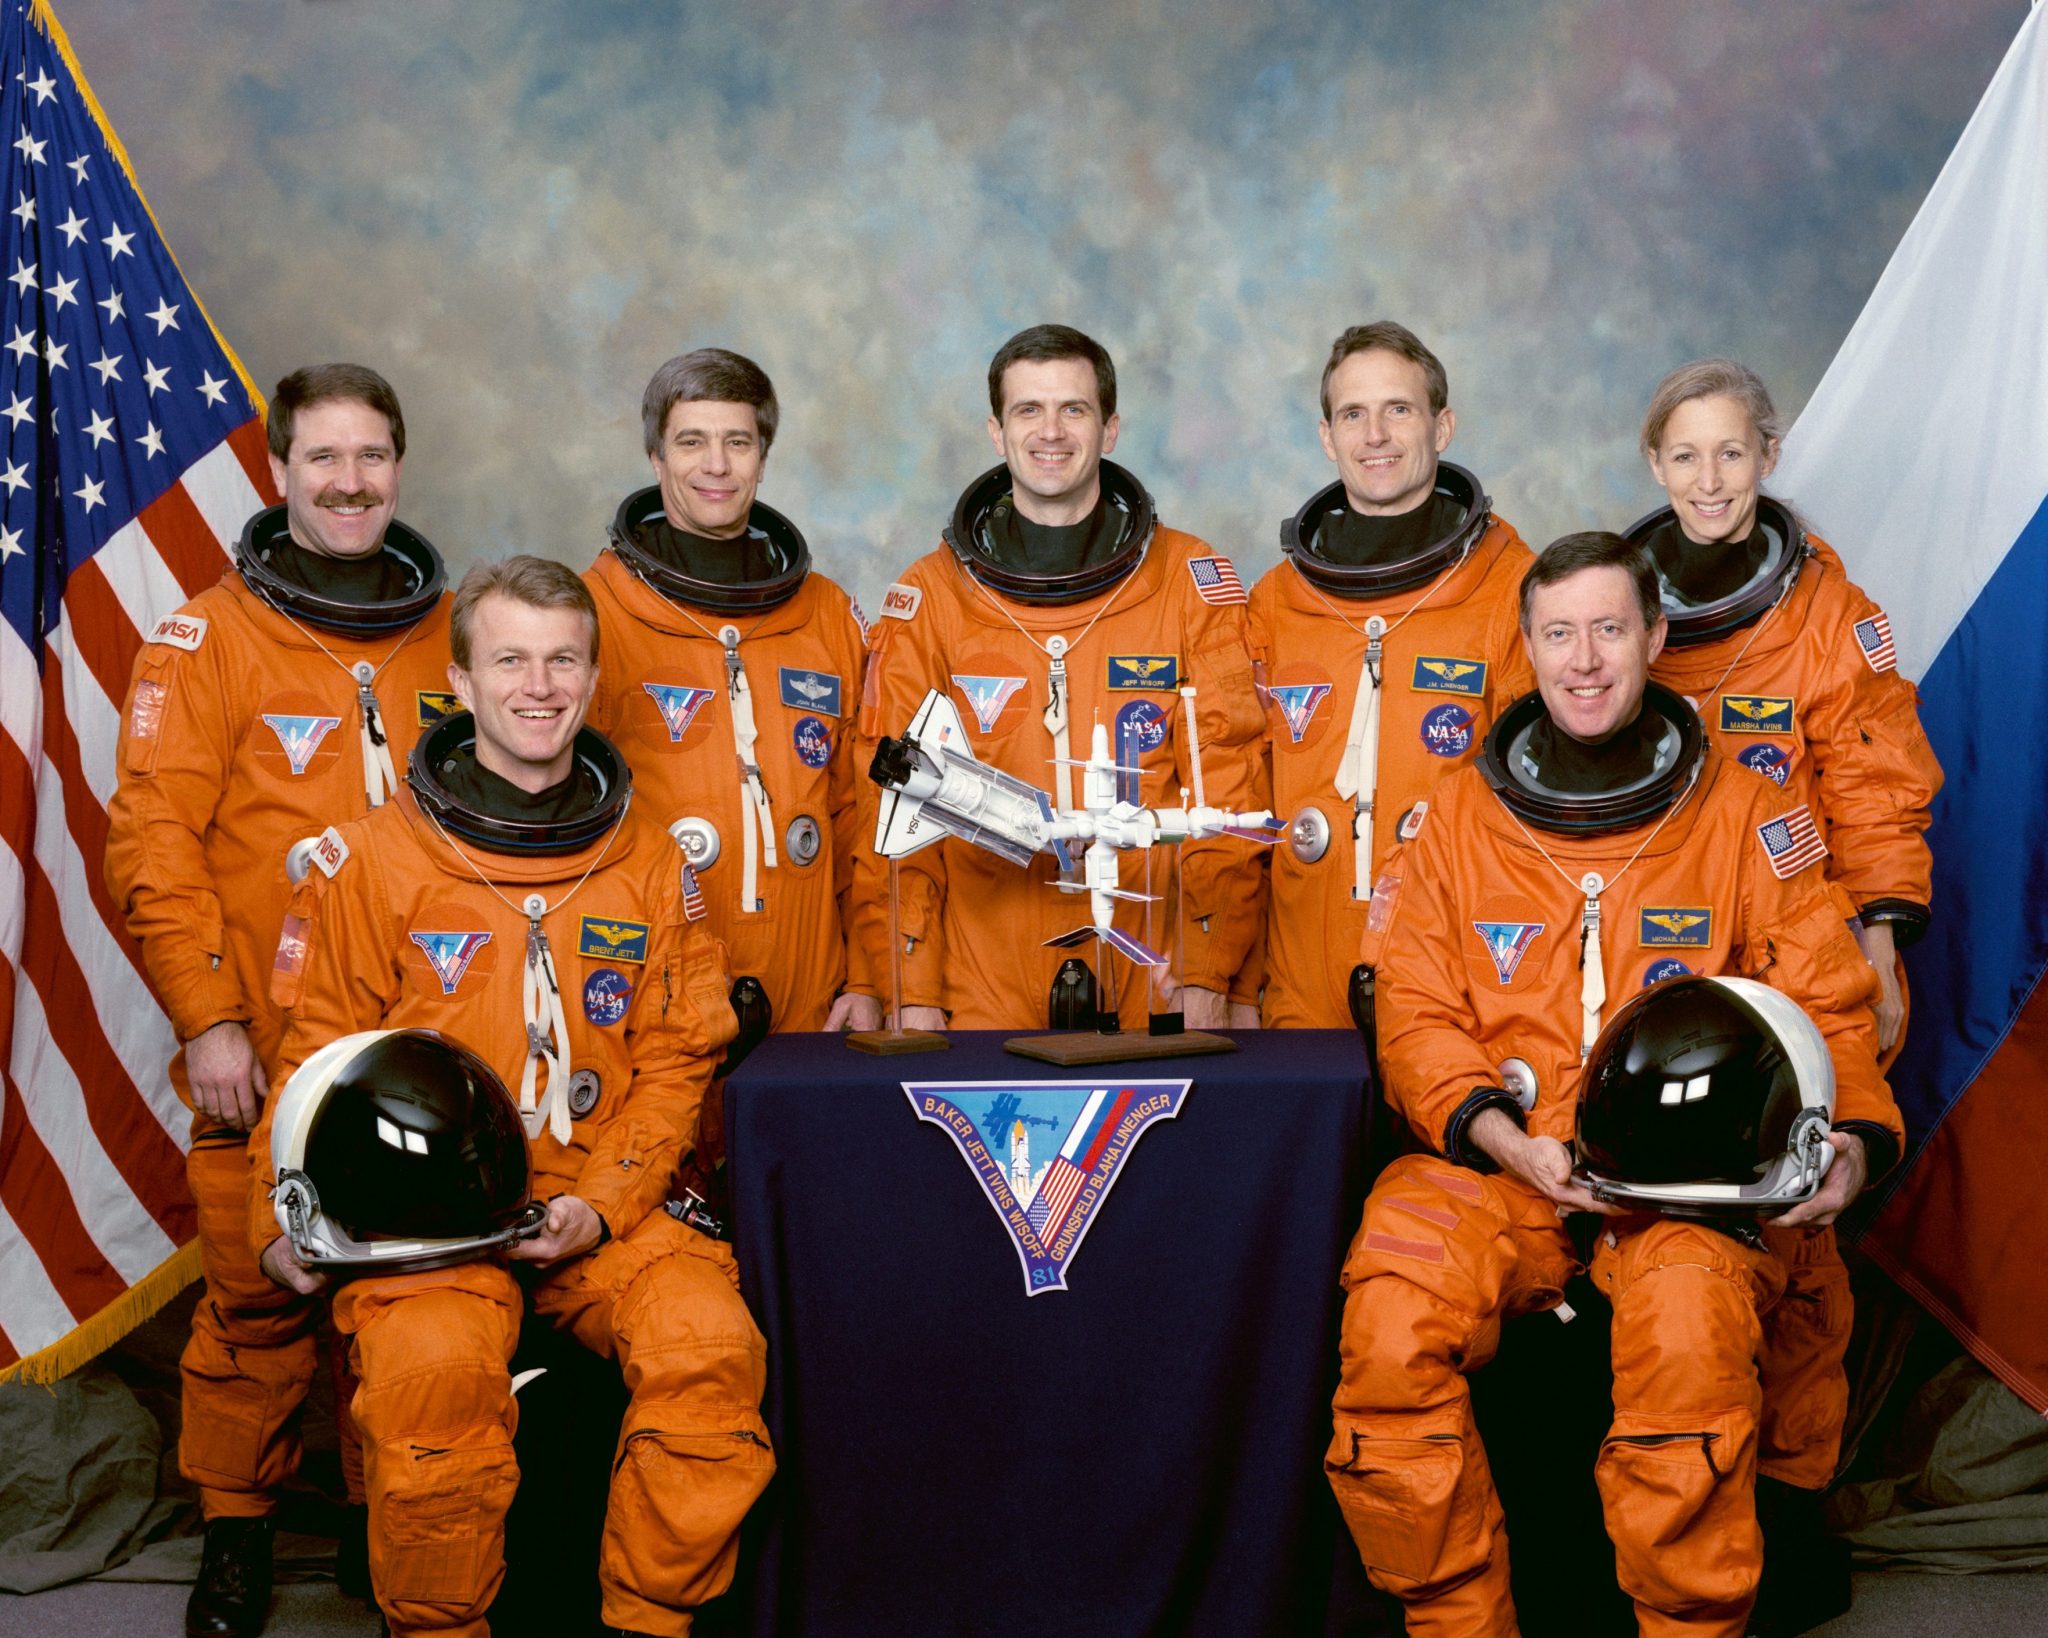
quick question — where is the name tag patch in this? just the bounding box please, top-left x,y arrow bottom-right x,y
1410,656 -> 1487,696
1720,694 -> 1794,734
1639,907 -> 1712,948
1107,654 -> 1180,691
778,667 -> 843,716
416,690 -> 463,726
578,915 -> 650,965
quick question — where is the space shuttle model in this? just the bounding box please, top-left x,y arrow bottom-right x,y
868,688 -> 1280,968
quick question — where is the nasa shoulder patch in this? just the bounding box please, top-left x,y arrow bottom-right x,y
880,582 -> 923,621
146,612 -> 207,651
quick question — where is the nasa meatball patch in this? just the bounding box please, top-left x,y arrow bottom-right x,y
583,968 -> 633,1027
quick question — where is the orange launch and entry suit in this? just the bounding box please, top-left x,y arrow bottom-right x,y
1327,750 -> 1901,1637
250,788 -> 760,1638
855,532 -> 1269,1029
1647,528 -> 1941,942
103,568 -> 454,1520
585,551 -> 874,1028
1245,516 -> 1533,1026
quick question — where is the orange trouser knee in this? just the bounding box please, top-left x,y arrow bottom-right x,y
534,1213 -> 773,1635
333,1264 -> 522,1638
1594,1220 -> 1782,1638
180,1130 -> 322,1517
1756,1224 -> 1851,1490
1326,1156 -> 1572,1637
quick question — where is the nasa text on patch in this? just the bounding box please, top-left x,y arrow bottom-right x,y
880,582 -> 923,621
578,915 -> 650,965
1638,907 -> 1713,948
903,1079 -> 1192,1295
147,612 -> 207,651
1719,694 -> 1795,734
778,667 -> 843,716
1107,654 -> 1180,691
1410,656 -> 1487,696
415,690 -> 463,727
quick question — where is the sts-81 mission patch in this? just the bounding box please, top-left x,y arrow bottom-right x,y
904,1079 -> 1191,1295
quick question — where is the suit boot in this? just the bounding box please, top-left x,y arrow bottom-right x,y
185,1516 -> 275,1638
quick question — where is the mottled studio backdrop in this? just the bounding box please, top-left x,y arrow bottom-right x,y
57,0 -> 2021,610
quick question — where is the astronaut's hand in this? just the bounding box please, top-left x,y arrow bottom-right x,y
507,1195 -> 603,1265
187,1021 -> 268,1131
1468,1108 -> 1619,1215
826,992 -> 883,1032
1227,1001 -> 1263,1030
1854,921 -> 1904,1054
894,1006 -> 948,1032
1772,1131 -> 1868,1228
1180,986 -> 1229,1030
260,1236 -> 327,1296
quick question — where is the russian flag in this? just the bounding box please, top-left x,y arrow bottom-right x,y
1772,4 -> 2048,1411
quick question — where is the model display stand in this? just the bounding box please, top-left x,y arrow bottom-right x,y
845,858 -> 949,1055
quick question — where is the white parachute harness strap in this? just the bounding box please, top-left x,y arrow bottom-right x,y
1179,686 -> 1206,808
721,624 -> 779,914
417,797 -> 631,1142
1331,615 -> 1387,902
1045,636 -> 1074,816
271,607 -> 428,809
1294,551 -> 1471,903
1497,758 -> 1703,1058
518,894 -> 575,1144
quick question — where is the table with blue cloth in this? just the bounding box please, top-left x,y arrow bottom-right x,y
723,1028 -> 1390,1638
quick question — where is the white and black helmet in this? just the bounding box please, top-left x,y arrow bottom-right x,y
1573,975 -> 1836,1213
271,1028 -> 543,1275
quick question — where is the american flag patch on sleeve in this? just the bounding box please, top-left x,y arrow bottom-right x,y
681,862 -> 708,921
1853,612 -> 1897,673
1188,555 -> 1246,605
1756,805 -> 1829,879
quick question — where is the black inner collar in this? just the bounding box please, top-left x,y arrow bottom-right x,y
259,533 -> 416,604
432,742 -> 600,824
982,492 -> 1123,577
1523,702 -> 1668,794
1314,492 -> 1467,568
1644,515 -> 1769,606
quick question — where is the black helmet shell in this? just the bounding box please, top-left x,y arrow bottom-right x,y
300,1030 -> 531,1245
1576,976 -> 1805,1187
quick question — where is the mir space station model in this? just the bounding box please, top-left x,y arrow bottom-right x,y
867,687 -> 1280,971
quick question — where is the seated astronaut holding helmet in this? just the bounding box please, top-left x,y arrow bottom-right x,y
251,555 -> 768,1638
1324,531 -> 1903,1637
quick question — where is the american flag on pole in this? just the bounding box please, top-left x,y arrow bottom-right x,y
0,0 -> 277,1381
